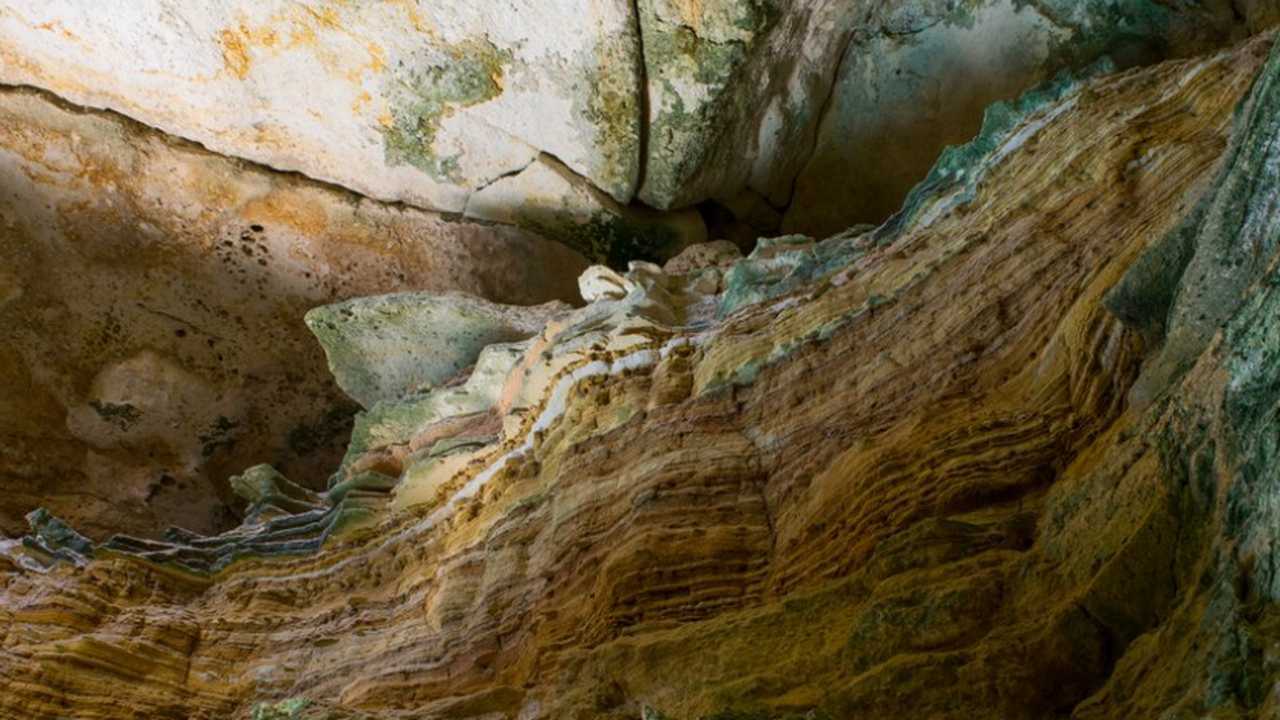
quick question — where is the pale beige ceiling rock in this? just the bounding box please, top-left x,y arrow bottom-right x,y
0,0 -> 642,213
0,0 -> 1271,248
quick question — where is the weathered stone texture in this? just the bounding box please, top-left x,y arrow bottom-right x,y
4,30 -> 1280,720
1,0 -> 1269,247
0,87 -> 587,539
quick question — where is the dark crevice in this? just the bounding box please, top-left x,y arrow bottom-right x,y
697,200 -> 775,254
466,155 -> 540,196
779,26 -> 861,216
629,0 -> 651,201
0,82 -> 437,217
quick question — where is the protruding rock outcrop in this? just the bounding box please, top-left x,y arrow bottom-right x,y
4,30 -> 1280,719
305,293 -> 569,410
0,86 -> 588,539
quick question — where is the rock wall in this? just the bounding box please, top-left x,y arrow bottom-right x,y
1,0 -> 1271,245
783,0 -> 1280,236
0,87 -> 588,539
3,29 -> 1280,720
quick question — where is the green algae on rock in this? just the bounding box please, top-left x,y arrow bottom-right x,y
1115,35 -> 1280,407
379,37 -> 514,183
1065,42 -> 1280,717
305,293 -> 569,409
634,0 -> 783,209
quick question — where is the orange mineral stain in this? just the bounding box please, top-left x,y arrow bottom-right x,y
217,26 -> 252,80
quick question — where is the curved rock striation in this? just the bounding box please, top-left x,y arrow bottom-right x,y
4,30 -> 1280,720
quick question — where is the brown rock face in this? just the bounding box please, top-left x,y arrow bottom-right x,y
0,88 -> 588,539
5,27 -> 1280,720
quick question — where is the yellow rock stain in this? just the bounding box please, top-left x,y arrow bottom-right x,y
216,26 -> 252,80
35,21 -> 79,42
218,6 -> 390,88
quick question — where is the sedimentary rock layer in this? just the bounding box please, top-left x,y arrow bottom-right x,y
3,28 -> 1280,720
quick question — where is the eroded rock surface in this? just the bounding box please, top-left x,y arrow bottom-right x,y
0,87 -> 588,539
0,0 -> 642,210
306,293 -> 569,409
783,0 -> 1280,236
3,30 -> 1280,720
2,0 -> 1272,246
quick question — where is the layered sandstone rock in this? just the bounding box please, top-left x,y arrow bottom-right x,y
0,86 -> 588,539
4,28 -> 1280,720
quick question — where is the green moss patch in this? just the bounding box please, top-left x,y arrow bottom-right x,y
381,37 -> 513,181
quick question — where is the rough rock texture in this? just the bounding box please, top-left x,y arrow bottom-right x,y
0,0 -> 642,210
783,0 -> 1280,236
0,87 -> 588,540
640,0 -> 1274,223
3,0 -> 1273,248
4,29 -> 1280,720
306,293 -> 569,409
0,0 -> 709,262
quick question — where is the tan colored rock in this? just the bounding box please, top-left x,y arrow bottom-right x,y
1,31 -> 1276,720
0,86 -> 588,539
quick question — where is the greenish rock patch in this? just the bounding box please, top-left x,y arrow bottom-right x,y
251,698 -> 309,720
635,0 -> 783,208
578,31 -> 644,203
338,340 -> 527,471
22,508 -> 96,563
380,37 -> 513,182
876,58 -> 1111,241
305,292 -> 565,409
230,465 -> 323,522
1114,37 -> 1280,406
88,399 -> 141,430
